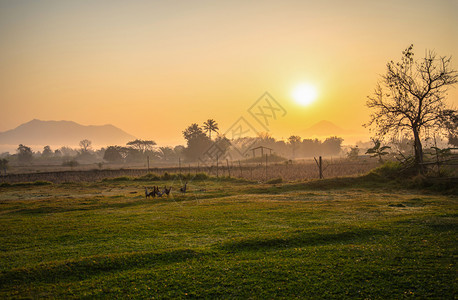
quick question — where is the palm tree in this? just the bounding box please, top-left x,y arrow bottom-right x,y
203,119 -> 219,140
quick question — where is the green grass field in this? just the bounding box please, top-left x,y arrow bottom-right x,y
0,176 -> 456,298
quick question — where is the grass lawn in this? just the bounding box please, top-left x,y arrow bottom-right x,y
0,177 -> 456,298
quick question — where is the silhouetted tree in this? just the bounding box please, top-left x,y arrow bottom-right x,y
79,139 -> 92,152
322,136 -> 343,156
103,146 -> 123,162
59,146 -> 77,157
0,158 -> 8,175
42,145 -> 53,158
288,135 -> 301,158
203,119 -> 219,140
174,145 -> 185,157
182,123 -> 211,161
347,146 -> 360,160
17,144 -> 33,163
214,135 -> 232,157
301,138 -> 321,157
366,45 -> 458,170
183,124 -> 205,142
126,139 -> 156,153
441,109 -> 458,146
449,135 -> 458,147
257,132 -> 275,143
62,159 -> 79,169
158,146 -> 175,161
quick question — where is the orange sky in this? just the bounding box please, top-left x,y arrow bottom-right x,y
1,0 -> 457,147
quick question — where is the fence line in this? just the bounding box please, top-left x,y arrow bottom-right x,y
1,159 -> 382,183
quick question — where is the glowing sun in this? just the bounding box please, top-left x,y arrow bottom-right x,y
292,83 -> 318,106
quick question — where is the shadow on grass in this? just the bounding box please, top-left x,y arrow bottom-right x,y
8,206 -> 89,215
395,214 -> 457,233
0,249 -> 203,287
219,228 -> 386,252
7,191 -> 234,215
243,173 -> 399,195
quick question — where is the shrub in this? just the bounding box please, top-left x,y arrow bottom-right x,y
162,172 -> 172,180
62,160 -> 79,168
102,176 -> 132,182
192,173 -> 209,180
134,173 -> 161,181
408,174 -> 431,188
266,177 -> 283,184
370,161 -> 402,178
31,180 -> 53,186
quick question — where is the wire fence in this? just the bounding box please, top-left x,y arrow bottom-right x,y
1,158 -> 380,183
2,154 -> 456,184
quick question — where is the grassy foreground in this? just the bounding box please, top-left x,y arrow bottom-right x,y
0,176 -> 456,298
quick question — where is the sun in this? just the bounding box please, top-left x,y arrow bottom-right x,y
292,83 -> 318,106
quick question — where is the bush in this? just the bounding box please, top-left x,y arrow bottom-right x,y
32,180 -> 53,186
102,176 -> 132,182
134,173 -> 161,181
266,177 -> 283,184
62,160 -> 79,168
408,174 -> 431,188
1,181 -> 53,187
191,173 -> 209,180
370,161 -> 402,178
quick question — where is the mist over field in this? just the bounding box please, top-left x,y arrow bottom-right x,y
0,1 -> 456,299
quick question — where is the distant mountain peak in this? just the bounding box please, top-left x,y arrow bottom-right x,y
0,119 -> 136,148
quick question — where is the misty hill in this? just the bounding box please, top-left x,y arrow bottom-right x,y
0,119 -> 136,148
301,120 -> 350,137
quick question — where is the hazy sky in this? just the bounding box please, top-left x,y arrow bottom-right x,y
1,0 -> 457,147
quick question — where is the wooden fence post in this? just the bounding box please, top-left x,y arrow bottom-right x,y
216,154 -> 219,178
314,156 -> 323,179
265,153 -> 268,181
226,159 -> 231,177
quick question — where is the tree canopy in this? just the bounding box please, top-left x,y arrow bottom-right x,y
126,139 -> 156,153
17,144 -> 33,163
203,119 -> 219,140
366,45 -> 457,168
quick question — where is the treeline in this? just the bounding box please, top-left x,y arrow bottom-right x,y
0,119 -> 347,170
0,140 -> 186,166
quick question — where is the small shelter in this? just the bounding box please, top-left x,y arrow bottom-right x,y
249,146 -> 273,157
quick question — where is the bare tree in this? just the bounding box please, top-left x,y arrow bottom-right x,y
366,45 -> 458,170
79,139 -> 92,153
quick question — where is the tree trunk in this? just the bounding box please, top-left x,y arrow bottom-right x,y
412,127 -> 424,173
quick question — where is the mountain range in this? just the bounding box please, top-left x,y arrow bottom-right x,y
0,119 -> 136,150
